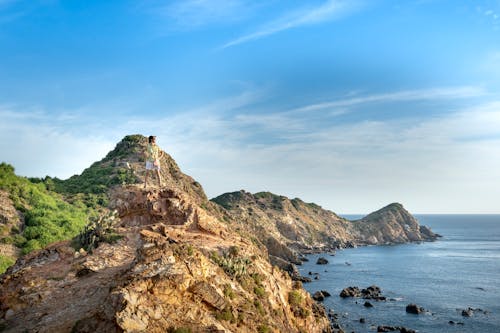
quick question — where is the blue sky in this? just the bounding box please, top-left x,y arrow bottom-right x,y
1,0 -> 499,214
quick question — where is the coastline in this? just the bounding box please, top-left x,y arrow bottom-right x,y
297,214 -> 500,333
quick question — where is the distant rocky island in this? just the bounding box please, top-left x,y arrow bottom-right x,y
0,134 -> 438,333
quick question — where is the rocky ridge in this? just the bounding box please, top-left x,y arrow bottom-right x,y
0,136 -> 331,333
211,191 -> 438,266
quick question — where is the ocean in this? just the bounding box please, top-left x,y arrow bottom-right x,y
298,215 -> 500,333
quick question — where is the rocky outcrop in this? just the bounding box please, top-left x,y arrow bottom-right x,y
350,203 -> 438,245
0,185 -> 331,333
339,285 -> 386,301
406,303 -> 425,314
211,192 -> 438,268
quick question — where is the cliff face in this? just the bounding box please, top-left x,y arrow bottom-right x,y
212,192 -> 438,263
0,138 -> 331,333
212,191 -> 354,253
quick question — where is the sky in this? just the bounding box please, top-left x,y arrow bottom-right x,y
1,0 -> 499,214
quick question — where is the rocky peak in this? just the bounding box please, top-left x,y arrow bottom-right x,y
57,134 -> 207,204
351,203 -> 438,245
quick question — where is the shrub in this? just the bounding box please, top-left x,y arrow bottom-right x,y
76,210 -> 120,253
288,290 -> 303,306
257,325 -> 271,333
0,255 -> 15,274
254,286 -> 266,297
210,250 -> 252,278
253,300 -> 265,316
215,308 -> 235,323
223,284 -> 235,299
0,163 -> 91,254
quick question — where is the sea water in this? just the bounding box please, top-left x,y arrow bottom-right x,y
298,215 -> 500,333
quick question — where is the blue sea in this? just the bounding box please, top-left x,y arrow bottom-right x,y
298,215 -> 500,333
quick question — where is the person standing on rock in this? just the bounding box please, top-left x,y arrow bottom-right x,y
144,135 -> 163,188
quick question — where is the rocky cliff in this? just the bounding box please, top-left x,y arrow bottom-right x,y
212,191 -> 438,265
0,134 -> 438,332
0,185 -> 331,333
0,136 -> 331,333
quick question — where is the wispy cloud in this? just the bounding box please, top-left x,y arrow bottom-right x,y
221,0 -> 363,49
288,86 -> 486,113
156,0 -> 256,30
2,86 -> 499,213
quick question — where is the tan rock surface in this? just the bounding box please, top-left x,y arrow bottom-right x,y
0,186 -> 331,333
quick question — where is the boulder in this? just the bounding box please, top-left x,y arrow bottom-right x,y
461,307 -> 474,317
340,286 -> 361,298
406,303 -> 425,314
316,257 -> 329,265
361,285 -> 385,300
364,301 -> 373,308
320,290 -> 331,297
312,291 -> 325,301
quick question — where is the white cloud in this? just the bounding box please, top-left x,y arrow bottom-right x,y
2,87 -> 499,213
221,0 -> 363,49
288,86 -> 486,113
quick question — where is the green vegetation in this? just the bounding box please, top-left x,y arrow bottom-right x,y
210,248 -> 252,278
0,163 -> 95,254
223,284 -> 235,299
0,255 -> 15,274
253,300 -> 266,316
42,135 -> 144,203
215,307 -> 236,323
75,210 -> 121,253
288,290 -> 310,318
288,290 -> 303,306
257,325 -> 271,333
254,286 -> 266,297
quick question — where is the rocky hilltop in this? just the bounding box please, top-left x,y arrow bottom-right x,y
0,136 -> 331,333
212,191 -> 438,266
0,134 -> 438,332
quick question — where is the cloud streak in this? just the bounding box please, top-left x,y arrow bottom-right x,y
221,0 -> 362,49
2,86 -> 499,213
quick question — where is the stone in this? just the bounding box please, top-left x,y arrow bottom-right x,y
312,291 -> 325,301
4,309 -> 15,320
320,290 -> 331,297
364,301 -> 373,308
316,257 -> 329,265
189,281 -> 226,311
462,308 -> 474,317
406,303 -> 425,314
340,286 -> 361,298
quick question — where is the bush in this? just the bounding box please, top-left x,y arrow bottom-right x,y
288,290 -> 303,306
254,286 -> 266,297
257,325 -> 271,333
215,307 -> 235,323
76,210 -> 120,253
210,250 -> 252,278
0,163 -> 91,254
0,255 -> 15,274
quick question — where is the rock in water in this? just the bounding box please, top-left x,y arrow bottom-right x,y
316,257 -> 329,265
340,286 -> 361,298
313,291 -> 325,301
406,303 -> 425,314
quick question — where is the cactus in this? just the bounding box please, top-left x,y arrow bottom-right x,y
77,210 -> 120,252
